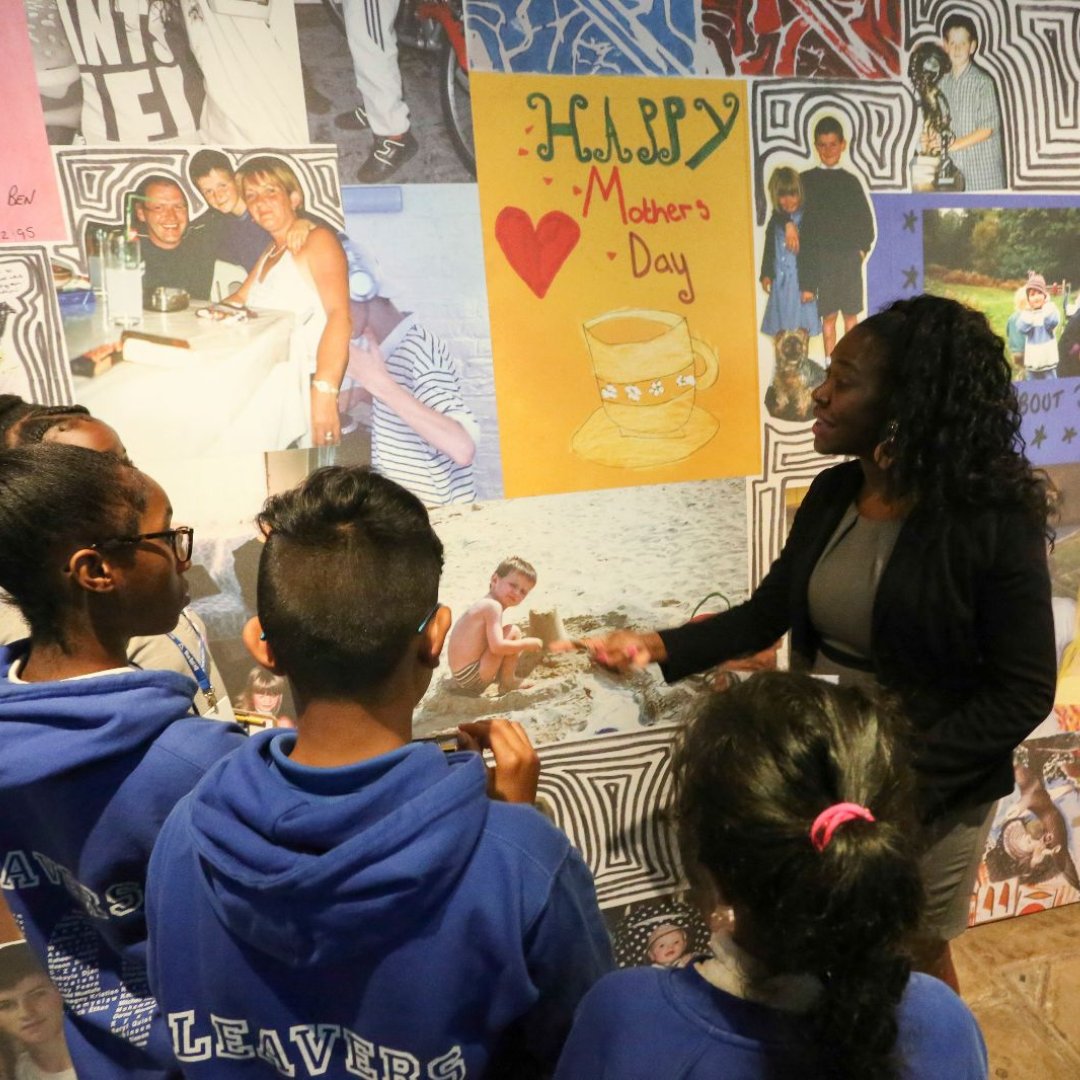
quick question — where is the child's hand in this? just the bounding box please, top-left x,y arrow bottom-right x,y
523,637 -> 544,653
761,277 -> 772,294
800,290 -> 815,303
458,718 -> 540,804
285,217 -> 316,254
784,221 -> 799,254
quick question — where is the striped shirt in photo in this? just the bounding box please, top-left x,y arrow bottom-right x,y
371,315 -> 479,507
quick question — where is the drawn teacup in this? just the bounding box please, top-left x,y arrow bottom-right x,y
583,309 -> 719,438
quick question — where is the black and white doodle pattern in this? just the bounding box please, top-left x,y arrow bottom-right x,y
0,246 -> 73,405
537,725 -> 683,908
751,80 -> 915,223
748,423 -> 828,588
52,147 -> 344,274
906,0 -> 1080,190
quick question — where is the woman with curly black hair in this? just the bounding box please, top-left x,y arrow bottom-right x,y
555,674 -> 987,1080
573,294 -> 1056,991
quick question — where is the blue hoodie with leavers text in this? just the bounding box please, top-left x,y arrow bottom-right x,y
0,642 -> 246,1079
145,729 -> 614,1078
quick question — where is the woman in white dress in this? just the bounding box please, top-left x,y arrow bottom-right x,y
229,157 -> 350,448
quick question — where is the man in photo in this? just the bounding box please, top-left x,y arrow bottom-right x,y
130,174 -> 216,298
938,13 -> 1005,191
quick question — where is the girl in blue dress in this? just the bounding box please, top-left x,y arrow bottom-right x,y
760,166 -> 820,337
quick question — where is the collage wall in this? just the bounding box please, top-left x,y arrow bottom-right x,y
3,0 -> 1080,985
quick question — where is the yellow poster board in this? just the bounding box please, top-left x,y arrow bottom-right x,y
473,71 -> 760,498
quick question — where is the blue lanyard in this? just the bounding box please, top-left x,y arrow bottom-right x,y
167,611 -> 218,709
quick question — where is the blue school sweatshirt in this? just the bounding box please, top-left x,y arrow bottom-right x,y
0,642 -> 246,1079
554,965 -> 988,1079
145,731 -> 614,1078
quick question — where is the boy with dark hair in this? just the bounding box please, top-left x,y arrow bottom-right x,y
145,467 -> 612,1078
187,149 -> 273,273
794,116 -> 876,357
939,12 -> 1005,190
186,150 -> 333,275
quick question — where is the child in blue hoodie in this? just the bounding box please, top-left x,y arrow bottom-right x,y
554,674 -> 988,1080
145,466 -> 613,1078
0,444 -> 246,1078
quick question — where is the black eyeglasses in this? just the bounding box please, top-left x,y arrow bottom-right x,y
93,526 -> 194,563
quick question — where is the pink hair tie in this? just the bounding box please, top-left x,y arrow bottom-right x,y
810,802 -> 875,852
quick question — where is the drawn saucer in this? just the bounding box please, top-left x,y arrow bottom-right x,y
571,406 -> 719,468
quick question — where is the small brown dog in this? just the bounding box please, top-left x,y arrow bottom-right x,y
764,329 -> 825,422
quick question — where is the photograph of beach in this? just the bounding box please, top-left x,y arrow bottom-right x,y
415,477 -> 748,746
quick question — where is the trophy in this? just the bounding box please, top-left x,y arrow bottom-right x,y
909,41 -> 965,192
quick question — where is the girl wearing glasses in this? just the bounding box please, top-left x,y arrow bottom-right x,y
0,444 -> 245,1079
0,395 -> 233,722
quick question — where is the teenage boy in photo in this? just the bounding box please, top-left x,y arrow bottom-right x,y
187,151 -> 337,275
0,943 -> 74,1080
938,13 -> 1005,191
145,467 -> 612,1078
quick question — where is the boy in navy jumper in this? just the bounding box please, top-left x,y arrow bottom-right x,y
146,466 -> 612,1078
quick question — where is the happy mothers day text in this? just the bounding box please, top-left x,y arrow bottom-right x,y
527,91 -> 742,305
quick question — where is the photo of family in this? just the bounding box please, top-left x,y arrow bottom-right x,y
51,146 -> 347,463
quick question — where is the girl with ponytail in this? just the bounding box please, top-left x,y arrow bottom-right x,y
555,673 -> 988,1079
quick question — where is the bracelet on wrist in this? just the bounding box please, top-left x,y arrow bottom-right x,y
312,379 -> 339,397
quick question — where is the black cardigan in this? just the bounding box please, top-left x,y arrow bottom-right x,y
659,461 -> 1056,822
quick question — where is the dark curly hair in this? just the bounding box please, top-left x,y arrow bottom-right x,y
863,294 -> 1052,538
673,673 -> 923,1080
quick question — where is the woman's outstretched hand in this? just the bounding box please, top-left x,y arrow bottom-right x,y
550,630 -> 667,673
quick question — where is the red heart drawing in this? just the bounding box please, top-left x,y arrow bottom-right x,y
495,207 -> 580,299
606,251 -> 617,260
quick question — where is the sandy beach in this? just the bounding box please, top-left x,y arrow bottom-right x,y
415,478 -> 748,746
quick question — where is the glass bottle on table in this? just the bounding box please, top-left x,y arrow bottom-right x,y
104,231 -> 143,328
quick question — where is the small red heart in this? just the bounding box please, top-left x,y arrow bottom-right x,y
572,185 -> 582,195
518,147 -> 529,156
543,177 -> 553,185
606,251 -> 617,260
494,207 -> 581,299
525,125 -> 534,134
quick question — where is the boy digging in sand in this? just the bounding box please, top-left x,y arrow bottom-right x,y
448,557 -> 543,694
